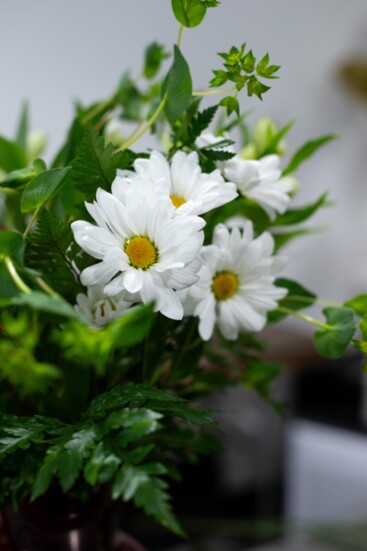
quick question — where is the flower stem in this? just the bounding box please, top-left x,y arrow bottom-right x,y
23,207 -> 40,239
192,86 -> 237,97
81,95 -> 116,125
35,276 -> 58,297
117,95 -> 168,152
277,306 -> 331,331
177,25 -> 184,47
4,256 -> 31,294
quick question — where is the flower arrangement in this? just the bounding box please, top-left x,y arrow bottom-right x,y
0,0 -> 363,541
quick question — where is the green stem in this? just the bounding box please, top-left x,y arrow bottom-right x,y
192,86 -> 237,97
177,25 -> 184,47
118,95 -> 168,152
4,256 -> 31,294
277,306 -> 331,331
81,95 -> 116,125
23,207 -> 40,239
284,295 -> 342,308
35,276 -> 58,297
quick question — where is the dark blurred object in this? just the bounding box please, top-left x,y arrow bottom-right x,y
1,487 -> 145,551
339,58 -> 367,102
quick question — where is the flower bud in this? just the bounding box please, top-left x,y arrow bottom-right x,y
104,118 -> 125,147
253,117 -> 287,157
26,130 -> 47,162
280,175 -> 300,197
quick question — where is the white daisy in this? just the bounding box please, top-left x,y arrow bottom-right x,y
223,154 -> 293,220
196,132 -> 292,220
71,186 -> 204,321
183,222 -> 287,341
75,284 -> 131,327
115,150 -> 237,216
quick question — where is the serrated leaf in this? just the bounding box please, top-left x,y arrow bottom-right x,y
70,126 -> 131,201
31,448 -> 60,501
0,136 -> 27,172
219,96 -> 240,117
171,0 -> 206,27
283,135 -> 336,175
314,307 -> 356,359
84,442 -> 120,485
58,448 -> 83,492
163,46 -> 192,125
25,209 -> 78,299
21,167 -> 72,213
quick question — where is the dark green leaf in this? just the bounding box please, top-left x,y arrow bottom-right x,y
163,46 -> 193,125
21,167 -> 72,213
110,303 -> 155,349
58,448 -> 83,492
171,0 -> 206,27
31,449 -> 60,501
314,307 -> 356,358
269,278 -> 316,323
283,135 -> 336,175
70,126 -> 132,201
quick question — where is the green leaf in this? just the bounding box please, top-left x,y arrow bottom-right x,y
144,42 -> 169,79
273,227 -> 321,251
16,103 -> 29,151
283,135 -> 336,175
84,442 -> 120,485
219,96 -> 240,117
345,294 -> 367,316
246,76 -> 270,99
272,192 -> 330,227
314,307 -> 356,358
262,120 -> 294,156
0,163 -> 44,190
209,70 -> 228,87
0,231 -> 25,263
11,292 -> 78,319
25,209 -> 78,299
31,448 -> 60,501
163,46 -> 193,125
171,0 -> 206,28
21,167 -> 72,213
109,303 -> 155,349
58,448 -> 83,492
70,126 -> 132,201
242,50 -> 256,73
0,137 -> 27,172
269,278 -> 316,323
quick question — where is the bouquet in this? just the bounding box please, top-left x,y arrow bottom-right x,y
0,0 -> 363,543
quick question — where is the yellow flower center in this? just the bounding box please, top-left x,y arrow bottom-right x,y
125,236 -> 158,270
211,271 -> 239,301
170,195 -> 186,209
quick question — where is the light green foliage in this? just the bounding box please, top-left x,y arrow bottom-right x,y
345,295 -> 367,316
210,44 -> 280,115
0,312 -> 60,396
171,0 -> 207,28
0,136 -> 27,173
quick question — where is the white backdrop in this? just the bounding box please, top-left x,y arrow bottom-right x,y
2,0 -> 367,313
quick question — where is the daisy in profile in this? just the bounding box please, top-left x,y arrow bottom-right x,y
75,284 -> 132,328
196,132 -> 292,220
71,187 -> 204,321
184,222 -> 287,341
114,150 -> 237,216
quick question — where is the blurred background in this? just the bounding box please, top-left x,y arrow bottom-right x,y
2,1 -> 367,549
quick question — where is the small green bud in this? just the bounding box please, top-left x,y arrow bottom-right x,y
26,130 -> 47,162
104,118 -> 126,147
280,175 -> 300,197
252,117 -> 287,157
239,144 -> 256,160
